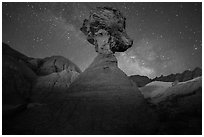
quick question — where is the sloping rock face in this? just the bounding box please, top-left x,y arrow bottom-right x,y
129,75 -> 151,87
64,54 -> 158,134
2,43 -> 32,62
2,44 -> 38,132
31,69 -> 80,103
2,43 -> 37,111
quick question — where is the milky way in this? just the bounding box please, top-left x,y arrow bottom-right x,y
2,2 -> 202,78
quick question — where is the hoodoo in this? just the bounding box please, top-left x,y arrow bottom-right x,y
3,7 -> 158,134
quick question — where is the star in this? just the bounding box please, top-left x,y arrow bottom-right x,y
2,2 -> 201,78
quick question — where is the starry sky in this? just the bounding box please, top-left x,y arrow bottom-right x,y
2,2 -> 202,78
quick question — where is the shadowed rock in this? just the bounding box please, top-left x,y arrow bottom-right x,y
2,43 -> 81,134
139,77 -> 202,134
129,75 -> 151,87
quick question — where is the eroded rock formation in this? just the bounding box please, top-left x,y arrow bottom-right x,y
2,43 -> 81,134
3,7 -> 158,135
80,7 -> 133,54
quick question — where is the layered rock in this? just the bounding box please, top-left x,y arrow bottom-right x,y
31,69 -> 80,103
2,43 -> 81,134
31,56 -> 81,76
63,53 -> 158,134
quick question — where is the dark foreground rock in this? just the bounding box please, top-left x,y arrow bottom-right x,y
139,77 -> 202,134
2,42 -> 202,135
2,47 -> 37,117
2,43 -> 82,134
157,87 -> 202,134
3,53 -> 158,135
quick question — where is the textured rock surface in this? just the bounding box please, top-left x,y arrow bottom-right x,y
80,7 -> 133,53
32,56 -> 81,76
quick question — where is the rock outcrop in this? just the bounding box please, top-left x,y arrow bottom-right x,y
3,7 -> 158,135
31,56 -> 81,76
2,43 -> 81,134
80,7 -> 133,53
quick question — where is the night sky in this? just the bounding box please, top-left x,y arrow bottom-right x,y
2,2 -> 202,78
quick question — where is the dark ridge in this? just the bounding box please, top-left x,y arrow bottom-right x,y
129,67 -> 202,87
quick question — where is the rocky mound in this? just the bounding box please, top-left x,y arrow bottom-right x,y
29,56 -> 81,76
2,43 -> 81,133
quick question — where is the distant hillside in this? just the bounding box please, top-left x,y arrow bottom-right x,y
152,67 -> 202,82
129,67 -> 202,87
129,75 -> 151,87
